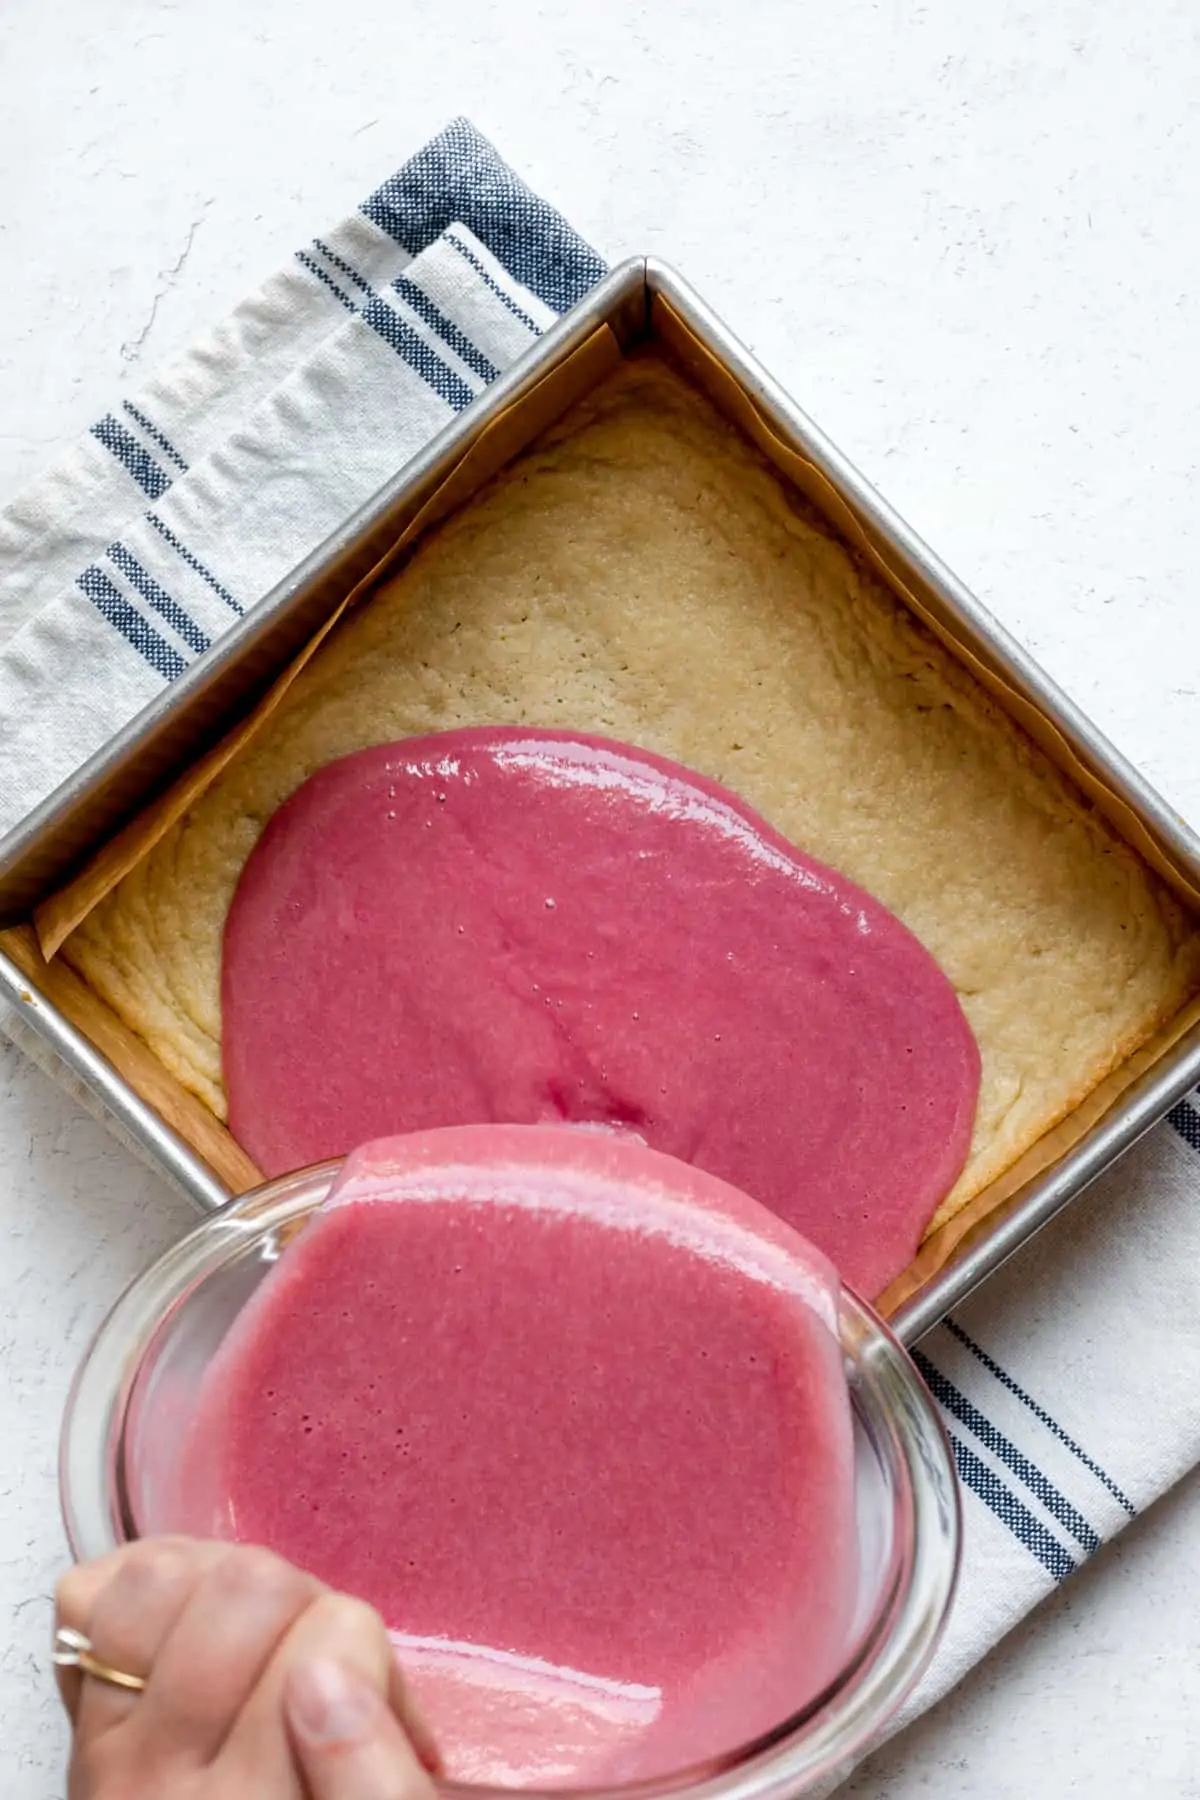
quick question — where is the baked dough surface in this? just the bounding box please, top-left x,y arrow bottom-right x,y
65,358 -> 1200,1231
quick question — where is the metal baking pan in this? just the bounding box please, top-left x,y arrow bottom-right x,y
3,256 -> 1199,1344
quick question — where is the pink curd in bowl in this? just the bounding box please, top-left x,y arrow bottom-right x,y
60,1136 -> 960,1800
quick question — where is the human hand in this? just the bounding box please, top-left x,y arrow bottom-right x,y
55,1536 -> 441,1800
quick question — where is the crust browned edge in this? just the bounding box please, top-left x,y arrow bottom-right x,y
0,924 -> 262,1193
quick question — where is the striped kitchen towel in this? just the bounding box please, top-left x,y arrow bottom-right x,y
870,1088 -> 1200,1758
2,116 -> 1200,1785
0,118 -> 604,837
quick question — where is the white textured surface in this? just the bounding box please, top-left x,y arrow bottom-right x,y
2,1 -> 1200,1793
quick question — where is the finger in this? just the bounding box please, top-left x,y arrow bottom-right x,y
56,1546 -> 139,1633
220,1592 -> 438,1792
70,1540 -> 230,1743
54,1539 -> 206,1724
386,1652 -> 443,1778
285,1657 -> 436,1800
55,1547 -> 135,1724
126,1545 -> 323,1766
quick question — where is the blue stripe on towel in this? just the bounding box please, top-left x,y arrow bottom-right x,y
361,117 -> 606,314
106,543 -> 210,655
443,231 -> 542,334
391,272 -> 500,384
1168,1096 -> 1200,1154
943,1319 -> 1136,1516
90,415 -> 172,500
914,1350 -> 1101,1553
120,401 -> 188,473
357,296 -> 474,411
294,250 -> 358,315
302,239 -> 478,409
297,242 -> 474,410
145,514 -> 243,614
949,1432 -> 1077,1581
77,567 -> 186,680
309,238 -> 376,302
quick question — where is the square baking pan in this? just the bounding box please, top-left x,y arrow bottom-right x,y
2,255 -> 1199,1344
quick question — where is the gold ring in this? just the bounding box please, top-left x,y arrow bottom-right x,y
53,1626 -> 147,1694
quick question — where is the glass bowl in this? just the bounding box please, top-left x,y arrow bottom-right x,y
60,1160 -> 959,1798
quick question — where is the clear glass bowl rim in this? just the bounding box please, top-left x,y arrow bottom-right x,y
60,1158 -> 961,1800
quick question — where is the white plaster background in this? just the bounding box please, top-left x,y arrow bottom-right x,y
2,0 -> 1200,1792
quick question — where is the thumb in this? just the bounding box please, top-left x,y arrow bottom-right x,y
285,1656 -> 436,1800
